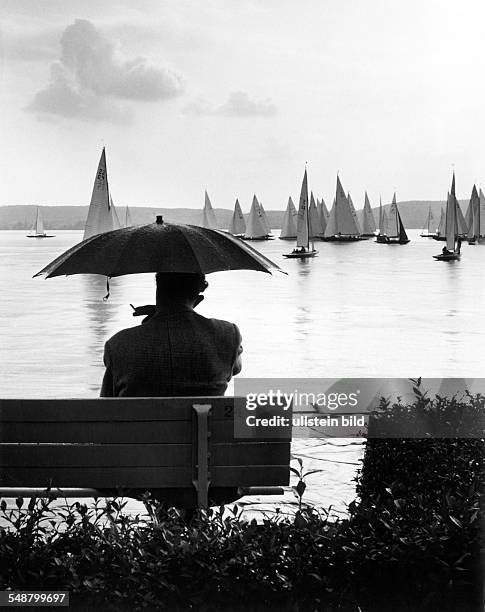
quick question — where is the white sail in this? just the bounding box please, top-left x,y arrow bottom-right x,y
465,186 -> 479,239
362,192 -> 377,234
296,169 -> 310,248
259,201 -> 271,234
228,199 -> 246,235
202,191 -> 218,229
280,197 -> 298,238
245,195 -> 267,238
324,177 -> 360,237
110,195 -> 122,230
83,148 -> 120,240
381,208 -> 389,235
318,198 -> 329,234
34,207 -> 44,235
309,192 -> 323,237
437,206 -> 445,235
347,193 -> 362,234
378,197 -> 383,233
384,194 -> 399,237
422,206 -> 435,233
479,188 -> 485,236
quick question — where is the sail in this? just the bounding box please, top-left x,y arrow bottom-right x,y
296,169 -> 309,248
378,197 -> 383,233
362,192 -> 376,234
110,195 -> 122,230
324,177 -> 359,237
245,195 -> 267,238
309,192 -> 323,237
437,207 -> 445,235
397,210 -> 409,243
445,173 -> 458,251
280,197 -> 298,238
456,201 -> 468,235
479,188 -> 485,236
125,206 -> 133,228
259,201 -> 271,234
318,198 -> 329,234
466,186 -> 479,239
324,198 -> 337,237
384,194 -> 399,237
34,207 -> 44,235
422,206 -> 435,233
202,191 -> 218,229
83,148 -> 120,240
228,199 -> 246,235
347,193 -> 362,234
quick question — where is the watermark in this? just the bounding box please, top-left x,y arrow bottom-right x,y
232,378 -> 485,439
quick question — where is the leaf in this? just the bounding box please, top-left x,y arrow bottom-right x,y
303,469 -> 324,478
449,516 -> 462,528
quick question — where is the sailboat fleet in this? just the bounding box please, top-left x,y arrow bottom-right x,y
26,147 -> 478,268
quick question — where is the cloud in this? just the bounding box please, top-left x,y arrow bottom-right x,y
183,91 -> 277,118
215,91 -> 277,117
27,19 -> 184,123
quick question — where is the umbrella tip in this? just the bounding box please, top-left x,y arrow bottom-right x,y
156,215 -> 164,224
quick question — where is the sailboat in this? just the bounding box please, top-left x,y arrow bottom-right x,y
466,185 -> 485,244
201,191 -> 218,229
228,198 -> 246,236
27,207 -> 55,238
433,191 -> 468,241
375,193 -> 410,244
83,148 -> 122,240
283,168 -> 318,258
433,174 -> 461,260
361,192 -> 377,237
322,176 -> 364,241
347,193 -> 364,237
243,195 -> 273,240
420,206 -> 437,238
279,197 -> 298,239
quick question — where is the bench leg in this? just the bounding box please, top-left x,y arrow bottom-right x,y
192,404 -> 211,508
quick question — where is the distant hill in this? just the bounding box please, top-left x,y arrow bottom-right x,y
0,200 -> 470,230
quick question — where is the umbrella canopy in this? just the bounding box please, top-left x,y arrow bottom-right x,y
34,216 -> 285,279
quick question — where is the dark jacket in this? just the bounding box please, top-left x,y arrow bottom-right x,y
100,307 -> 242,397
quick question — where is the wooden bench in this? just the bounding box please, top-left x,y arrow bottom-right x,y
0,398 -> 291,508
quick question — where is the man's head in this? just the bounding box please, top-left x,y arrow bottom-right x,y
155,272 -> 208,306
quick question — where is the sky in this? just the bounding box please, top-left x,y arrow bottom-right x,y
1,0 -> 485,209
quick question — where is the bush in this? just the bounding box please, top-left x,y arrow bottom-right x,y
0,385 -> 483,611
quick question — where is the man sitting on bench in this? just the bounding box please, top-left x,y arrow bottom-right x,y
100,272 -> 243,508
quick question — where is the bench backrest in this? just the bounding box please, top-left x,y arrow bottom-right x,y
0,398 -> 291,506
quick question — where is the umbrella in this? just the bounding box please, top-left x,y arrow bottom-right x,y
34,216 -> 286,279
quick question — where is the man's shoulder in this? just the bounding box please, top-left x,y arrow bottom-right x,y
105,324 -> 147,349
193,312 -> 240,337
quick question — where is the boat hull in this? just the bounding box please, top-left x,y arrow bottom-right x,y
242,235 -> 274,241
27,234 -> 55,238
433,253 -> 460,261
283,249 -> 318,259
375,235 -> 409,244
321,235 -> 367,242
278,236 -> 296,240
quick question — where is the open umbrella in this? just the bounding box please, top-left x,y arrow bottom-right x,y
35,216 -> 285,280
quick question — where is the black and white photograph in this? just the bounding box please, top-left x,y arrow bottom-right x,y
0,1 -> 484,610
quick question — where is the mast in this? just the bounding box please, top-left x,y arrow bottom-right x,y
296,169 -> 310,249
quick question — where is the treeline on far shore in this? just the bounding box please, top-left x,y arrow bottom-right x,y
0,200 -> 463,231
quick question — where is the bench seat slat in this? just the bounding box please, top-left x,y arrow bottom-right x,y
0,422 -> 290,443
0,398 -> 242,422
0,466 -> 289,488
0,442 -> 290,468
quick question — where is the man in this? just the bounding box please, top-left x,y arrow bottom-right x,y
100,272 -> 243,510
101,272 -> 242,397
